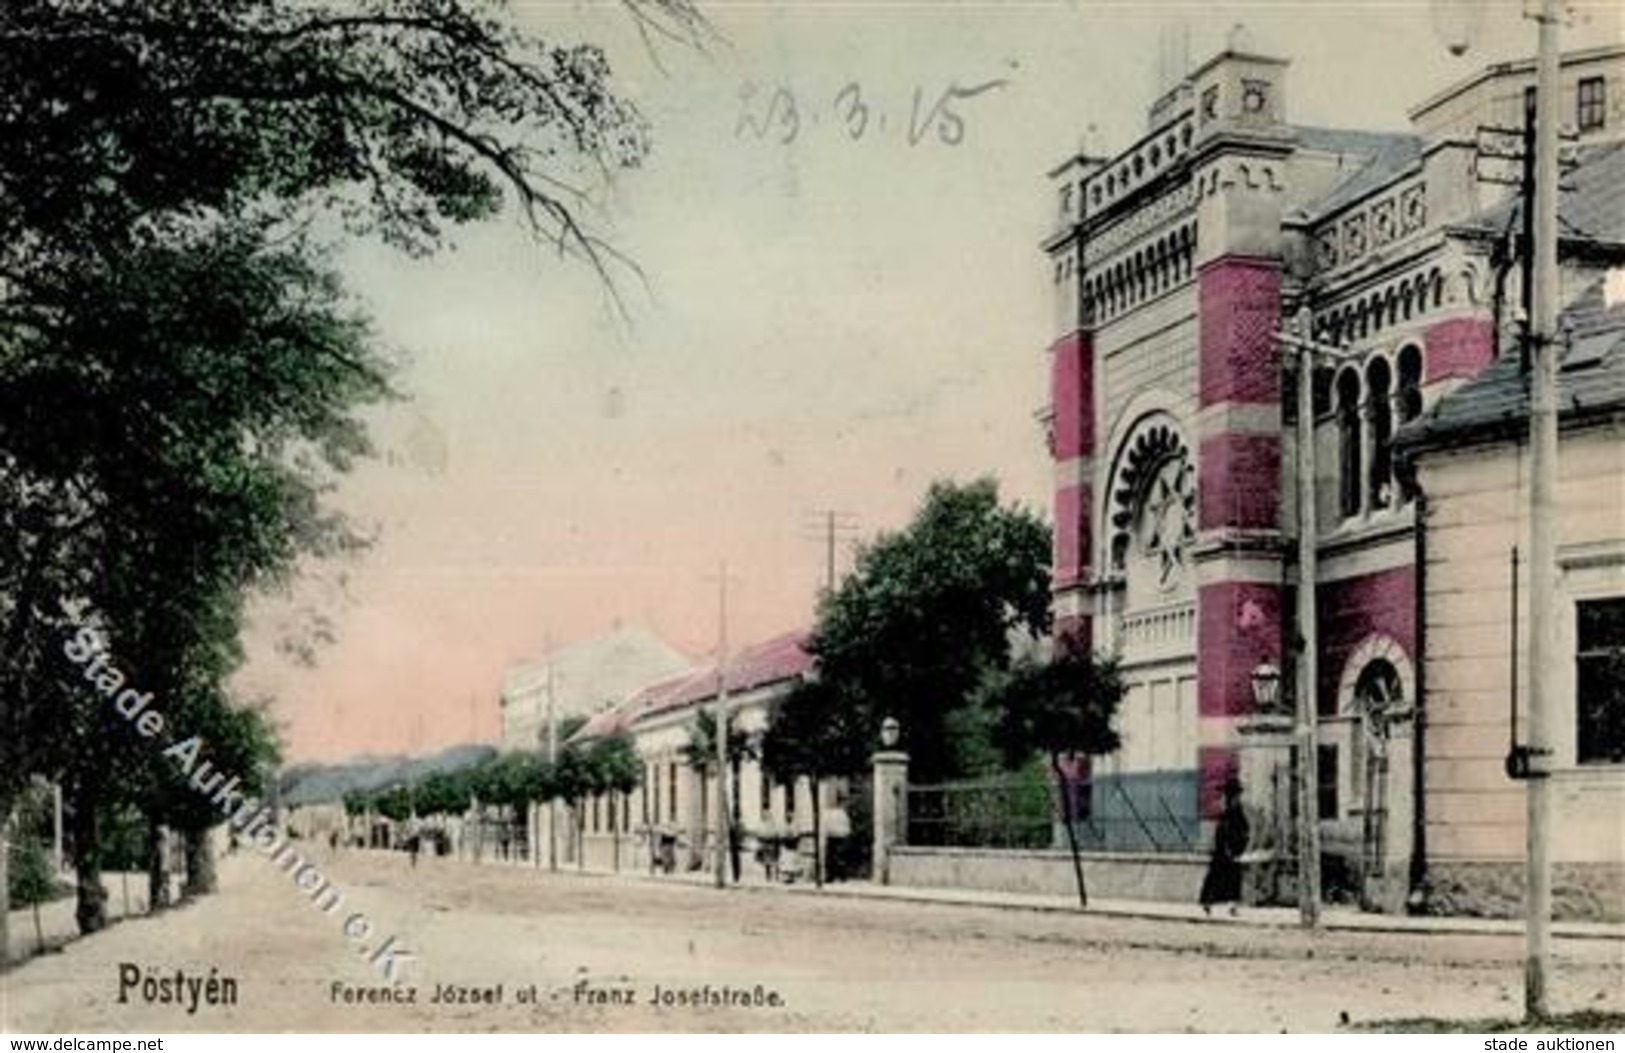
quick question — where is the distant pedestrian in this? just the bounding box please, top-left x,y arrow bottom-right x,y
408,834 -> 421,869
756,836 -> 780,883
1199,776 -> 1250,916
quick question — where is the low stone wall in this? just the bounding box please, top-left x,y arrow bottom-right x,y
888,846 -> 1211,902
1423,862 -> 1625,922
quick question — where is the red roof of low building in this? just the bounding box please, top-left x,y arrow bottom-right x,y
570,631 -> 813,743
637,630 -> 813,720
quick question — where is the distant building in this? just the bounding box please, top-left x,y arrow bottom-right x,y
1041,32 -> 1623,913
498,626 -> 691,752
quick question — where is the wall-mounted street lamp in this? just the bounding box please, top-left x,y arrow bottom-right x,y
879,716 -> 901,750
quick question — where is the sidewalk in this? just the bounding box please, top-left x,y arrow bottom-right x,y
486,852 -> 1625,944
4,870 -> 151,967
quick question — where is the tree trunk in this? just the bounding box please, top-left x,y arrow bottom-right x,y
1,792 -> 13,966
811,775 -> 823,889
146,817 -> 170,912
611,792 -> 621,874
32,902 -> 45,953
182,827 -> 217,897
575,806 -> 585,871
1052,753 -> 1088,909
69,787 -> 107,934
728,782 -> 741,884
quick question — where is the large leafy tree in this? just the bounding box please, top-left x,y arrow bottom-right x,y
23,221 -> 383,930
806,478 -> 1052,784
0,0 -> 698,946
0,0 -> 701,275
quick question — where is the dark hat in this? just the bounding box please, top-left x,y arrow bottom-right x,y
1221,775 -> 1244,797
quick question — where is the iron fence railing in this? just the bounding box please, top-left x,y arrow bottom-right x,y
906,770 -> 1202,854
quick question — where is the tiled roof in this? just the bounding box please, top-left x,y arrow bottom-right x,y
636,630 -> 813,720
1456,139 -> 1625,247
1398,278 -> 1625,451
570,631 -> 813,742
1293,126 -> 1424,221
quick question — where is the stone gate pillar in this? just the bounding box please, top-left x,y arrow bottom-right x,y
871,747 -> 910,886
1236,710 -> 1295,904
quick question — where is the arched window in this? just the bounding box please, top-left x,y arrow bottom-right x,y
1348,657 -> 1406,815
1367,357 -> 1394,511
1396,345 -> 1423,423
1395,345 -> 1425,503
1338,369 -> 1363,519
1312,364 -> 1335,420
1106,417 -> 1195,596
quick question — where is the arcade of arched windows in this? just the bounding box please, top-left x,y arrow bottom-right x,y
1313,267 -> 1446,348
1082,223 -> 1198,325
1315,343 -> 1426,522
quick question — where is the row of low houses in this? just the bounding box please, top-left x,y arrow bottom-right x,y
500,629 -> 850,878
485,34 -> 1623,919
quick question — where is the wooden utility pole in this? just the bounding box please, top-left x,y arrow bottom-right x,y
801,510 -> 858,595
1276,306 -> 1358,929
1524,0 -> 1561,1018
1430,0 -> 1563,1017
1293,314 -> 1323,930
712,560 -> 733,890
546,638 -> 559,873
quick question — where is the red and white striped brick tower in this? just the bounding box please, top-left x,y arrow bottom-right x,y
1186,42 -> 1293,820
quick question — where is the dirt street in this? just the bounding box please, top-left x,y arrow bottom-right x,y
5,849 -> 1622,1032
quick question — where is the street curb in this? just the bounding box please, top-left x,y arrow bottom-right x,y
479,858 -> 1625,944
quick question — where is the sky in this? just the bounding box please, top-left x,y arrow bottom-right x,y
235,1 -> 1624,763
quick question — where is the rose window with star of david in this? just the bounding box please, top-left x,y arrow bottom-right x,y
1135,453 -> 1195,592
1108,420 -> 1197,600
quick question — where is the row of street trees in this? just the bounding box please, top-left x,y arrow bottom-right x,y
342,733 -> 641,867
1,0 -> 699,957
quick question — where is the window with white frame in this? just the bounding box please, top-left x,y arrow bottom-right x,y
1577,76 -> 1607,133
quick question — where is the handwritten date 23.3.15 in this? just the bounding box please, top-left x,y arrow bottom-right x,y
735,77 -> 1010,147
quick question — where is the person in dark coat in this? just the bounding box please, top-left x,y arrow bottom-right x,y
1200,776 -> 1250,916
